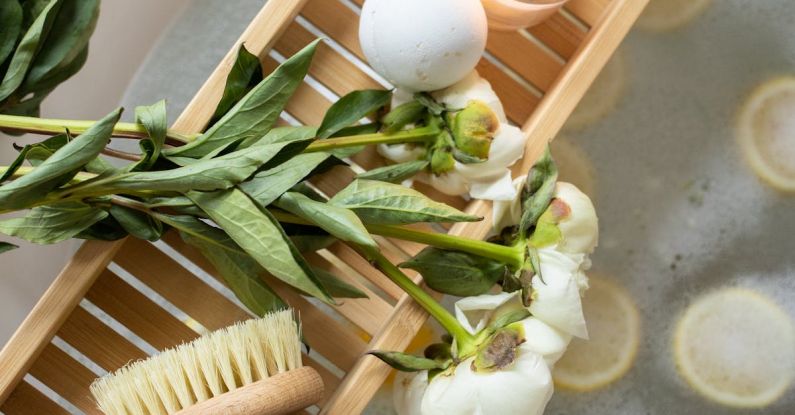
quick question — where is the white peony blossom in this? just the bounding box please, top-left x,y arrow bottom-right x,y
455,292 -> 572,366
554,182 -> 599,254
378,71 -> 527,201
531,247 -> 589,339
492,178 -> 599,256
420,352 -> 553,415
492,175 -> 526,233
393,370 -> 428,415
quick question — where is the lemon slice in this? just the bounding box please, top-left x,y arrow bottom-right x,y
553,276 -> 640,391
551,137 -> 597,197
674,288 -> 795,408
737,77 -> 795,193
564,52 -> 626,131
636,0 -> 712,32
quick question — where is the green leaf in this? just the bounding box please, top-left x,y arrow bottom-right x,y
132,100 -> 167,171
368,350 -> 448,372
382,100 -> 426,134
8,45 -> 87,116
0,0 -> 60,102
518,147 -> 558,238
0,143 -> 32,183
282,223 -> 336,253
0,201 -> 107,244
187,188 -> 333,304
236,125 -> 317,158
356,160 -> 428,183
275,192 -> 377,249
400,247 -> 506,296
489,309 -> 531,332
153,213 -> 239,252
22,132 -> 68,166
414,92 -> 445,115
317,89 -> 391,139
330,179 -> 480,225
164,39 -> 321,159
109,205 -> 163,242
75,215 -> 128,241
0,241 -> 19,254
107,137 -> 308,194
312,267 -> 368,299
210,44 -> 263,125
21,0 -> 98,91
181,230 -> 287,316
0,1 -> 23,67
240,151 -> 331,207
0,108 -> 120,210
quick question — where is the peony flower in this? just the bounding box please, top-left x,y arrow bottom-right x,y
420,351 -> 553,415
378,71 -> 528,201
394,370 -> 428,415
455,291 -> 573,366
493,178 -> 599,256
531,247 -> 589,339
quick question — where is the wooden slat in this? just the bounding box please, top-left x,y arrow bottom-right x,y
528,12 -> 588,60
0,240 -> 123,404
487,30 -> 564,92
321,291 -> 429,414
86,270 -> 199,350
160,232 -> 367,372
276,21 -> 382,93
29,344 -> 100,414
115,238 -> 251,330
1,381 -> 68,415
302,0 -> 364,59
305,253 -> 392,335
476,59 -> 541,124
566,0 -> 610,27
325,243 -> 402,300
58,306 -> 148,372
173,0 -> 309,132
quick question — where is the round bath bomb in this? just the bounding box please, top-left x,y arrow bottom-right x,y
359,0 -> 488,91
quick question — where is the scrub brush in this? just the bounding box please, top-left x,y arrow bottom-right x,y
89,309 -> 323,415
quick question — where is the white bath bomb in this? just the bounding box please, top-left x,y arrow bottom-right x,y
359,0 -> 488,92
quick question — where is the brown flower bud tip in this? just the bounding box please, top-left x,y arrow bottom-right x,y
451,100 -> 500,159
544,198 -> 572,223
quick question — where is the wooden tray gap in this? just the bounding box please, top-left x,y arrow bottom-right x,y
0,379 -> 69,415
106,262 -> 207,334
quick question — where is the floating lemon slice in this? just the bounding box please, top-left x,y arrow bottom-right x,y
674,288 -> 795,408
636,0 -> 712,32
551,137 -> 597,197
737,77 -> 795,193
564,52 -> 626,132
553,276 -> 640,391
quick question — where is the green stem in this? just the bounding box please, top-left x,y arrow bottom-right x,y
356,245 -> 475,353
367,224 -> 524,269
271,210 -> 522,269
303,126 -> 438,153
0,114 -> 197,144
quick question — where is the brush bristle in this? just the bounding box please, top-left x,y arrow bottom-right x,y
90,309 -> 302,415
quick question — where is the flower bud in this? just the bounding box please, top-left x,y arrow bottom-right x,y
450,100 -> 500,160
553,182 -> 599,254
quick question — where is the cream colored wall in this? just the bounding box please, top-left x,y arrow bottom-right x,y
0,0 -> 189,346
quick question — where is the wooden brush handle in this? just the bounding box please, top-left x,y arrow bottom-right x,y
178,367 -> 323,415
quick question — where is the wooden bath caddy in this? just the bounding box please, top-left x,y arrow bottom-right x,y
0,0 -> 647,413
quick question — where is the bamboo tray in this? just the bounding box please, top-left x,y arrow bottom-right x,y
0,0 -> 647,413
